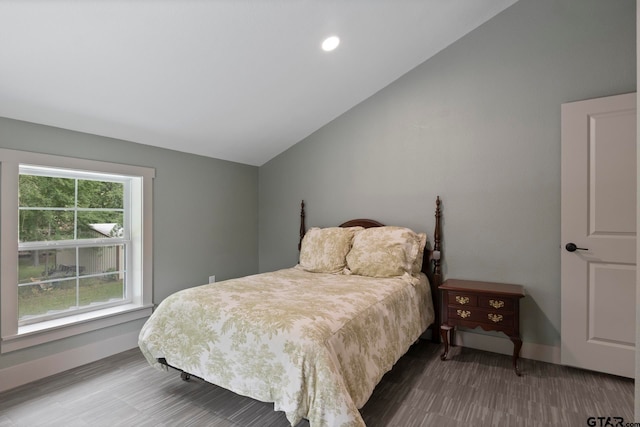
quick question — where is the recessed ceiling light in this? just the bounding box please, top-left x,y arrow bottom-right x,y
321,36 -> 340,52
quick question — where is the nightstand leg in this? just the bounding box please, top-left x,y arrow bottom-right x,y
510,336 -> 522,376
440,325 -> 452,361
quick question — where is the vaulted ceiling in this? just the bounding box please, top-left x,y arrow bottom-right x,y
0,1 -> 518,166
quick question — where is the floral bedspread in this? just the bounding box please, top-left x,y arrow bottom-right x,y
138,267 -> 434,427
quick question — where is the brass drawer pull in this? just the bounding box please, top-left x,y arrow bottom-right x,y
455,296 -> 470,305
489,299 -> 505,309
488,314 -> 503,323
456,310 -> 471,319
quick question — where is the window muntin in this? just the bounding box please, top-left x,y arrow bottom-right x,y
17,165 -> 131,326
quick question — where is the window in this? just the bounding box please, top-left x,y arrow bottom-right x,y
1,149 -> 154,353
18,166 -> 130,325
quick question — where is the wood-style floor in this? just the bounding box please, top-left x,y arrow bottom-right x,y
0,341 -> 633,427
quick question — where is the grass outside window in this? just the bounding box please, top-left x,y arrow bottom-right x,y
18,259 -> 124,319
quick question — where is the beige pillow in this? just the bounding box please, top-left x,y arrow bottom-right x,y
346,226 -> 421,277
412,233 -> 428,274
299,227 -> 362,273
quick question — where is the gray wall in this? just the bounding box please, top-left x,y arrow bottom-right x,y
0,117 -> 258,370
259,0 -> 636,348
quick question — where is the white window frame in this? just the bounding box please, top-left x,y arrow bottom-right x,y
0,149 -> 154,353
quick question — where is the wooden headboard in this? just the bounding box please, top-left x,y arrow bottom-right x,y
297,197 -> 443,343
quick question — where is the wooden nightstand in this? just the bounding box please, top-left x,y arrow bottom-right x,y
439,279 -> 525,375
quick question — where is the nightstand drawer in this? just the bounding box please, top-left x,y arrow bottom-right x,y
448,307 -> 515,326
447,293 -> 477,306
478,296 -> 515,311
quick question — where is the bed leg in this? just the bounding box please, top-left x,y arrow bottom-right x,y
180,372 -> 191,381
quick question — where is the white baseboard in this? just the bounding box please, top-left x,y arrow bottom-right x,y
451,330 -> 560,364
0,330 -> 139,393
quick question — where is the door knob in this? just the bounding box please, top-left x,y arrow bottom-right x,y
565,243 -> 588,252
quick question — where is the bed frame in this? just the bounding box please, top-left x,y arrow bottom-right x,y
159,196 -> 443,380
298,196 -> 442,343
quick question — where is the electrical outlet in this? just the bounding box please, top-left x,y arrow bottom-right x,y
208,275 -> 216,284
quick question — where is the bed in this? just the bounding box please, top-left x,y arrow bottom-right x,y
138,197 -> 442,427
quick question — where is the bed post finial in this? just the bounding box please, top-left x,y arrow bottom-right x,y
298,200 -> 306,251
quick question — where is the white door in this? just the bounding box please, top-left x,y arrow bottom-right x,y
561,92 -> 636,378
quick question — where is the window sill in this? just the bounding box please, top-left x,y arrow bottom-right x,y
1,304 -> 153,353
